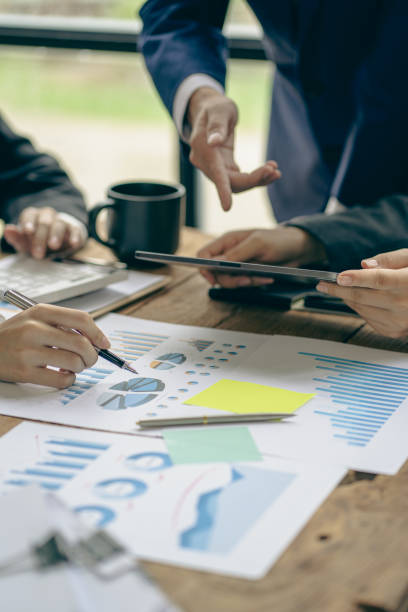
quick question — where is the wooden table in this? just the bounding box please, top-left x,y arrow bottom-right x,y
1,228 -> 408,612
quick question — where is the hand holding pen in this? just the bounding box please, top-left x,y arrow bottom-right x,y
0,288 -> 137,389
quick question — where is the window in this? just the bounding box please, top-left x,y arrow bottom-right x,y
0,1 -> 274,232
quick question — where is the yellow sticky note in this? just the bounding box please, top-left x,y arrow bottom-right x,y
183,379 -> 314,414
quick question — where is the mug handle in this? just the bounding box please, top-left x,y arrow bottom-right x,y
88,202 -> 117,248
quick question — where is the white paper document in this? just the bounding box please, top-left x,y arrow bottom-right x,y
245,336 -> 408,475
0,313 -> 270,434
0,423 -> 345,579
0,315 -> 406,474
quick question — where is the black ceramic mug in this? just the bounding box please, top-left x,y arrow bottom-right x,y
88,180 -> 186,264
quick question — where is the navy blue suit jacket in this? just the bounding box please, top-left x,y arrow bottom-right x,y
0,115 -> 88,251
140,0 -> 408,222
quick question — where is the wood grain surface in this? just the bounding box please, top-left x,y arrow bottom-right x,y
1,228 -> 407,612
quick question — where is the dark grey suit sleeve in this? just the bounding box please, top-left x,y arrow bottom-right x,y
0,115 -> 88,228
287,194 -> 408,271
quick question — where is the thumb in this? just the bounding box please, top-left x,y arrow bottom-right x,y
362,248 -> 408,270
3,225 -> 26,252
206,102 -> 236,146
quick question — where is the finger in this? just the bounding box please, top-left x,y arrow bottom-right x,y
35,346 -> 96,373
199,269 -> 217,285
23,321 -> 97,369
197,230 -> 253,259
3,226 -> 30,253
223,233 -> 266,263
212,273 -> 273,289
206,101 -> 237,145
31,207 -> 57,259
45,327 -> 98,369
48,217 -> 67,251
29,367 -> 76,389
68,226 -> 85,250
190,139 -> 233,211
29,304 -> 110,349
335,267 -> 408,291
316,282 -> 391,308
19,207 -> 39,235
213,273 -> 252,289
208,147 -> 234,211
230,164 -> 281,193
362,248 -> 408,270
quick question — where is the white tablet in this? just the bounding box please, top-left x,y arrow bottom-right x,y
134,251 -> 338,284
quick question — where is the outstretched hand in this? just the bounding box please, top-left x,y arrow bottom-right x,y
188,87 -> 281,211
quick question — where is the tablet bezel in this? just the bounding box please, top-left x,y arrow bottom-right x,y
134,251 -> 338,284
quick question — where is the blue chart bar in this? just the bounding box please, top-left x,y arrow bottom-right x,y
39,460 -> 86,470
108,329 -> 169,362
299,351 -> 408,447
3,436 -> 111,492
49,450 -> 99,460
4,479 -> 62,491
61,367 -> 113,405
45,438 -> 110,451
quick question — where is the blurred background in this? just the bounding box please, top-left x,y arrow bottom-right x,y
0,1 -> 275,235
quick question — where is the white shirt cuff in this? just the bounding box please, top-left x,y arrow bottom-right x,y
57,212 -> 88,245
173,74 -> 224,142
324,197 -> 346,215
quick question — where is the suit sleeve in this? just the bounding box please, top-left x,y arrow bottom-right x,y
287,195 -> 408,271
139,0 -> 230,116
0,115 -> 88,228
331,0 -> 408,205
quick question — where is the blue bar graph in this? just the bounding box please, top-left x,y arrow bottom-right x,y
2,435 -> 111,492
299,352 -> 408,447
108,329 -> 168,361
61,367 -> 114,405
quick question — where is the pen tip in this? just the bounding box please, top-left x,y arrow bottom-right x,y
123,362 -> 138,374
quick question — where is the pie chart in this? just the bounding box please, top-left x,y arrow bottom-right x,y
150,353 -> 186,370
110,378 -> 165,392
97,377 -> 165,411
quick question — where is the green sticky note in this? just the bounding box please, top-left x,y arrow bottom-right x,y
163,426 -> 262,464
183,379 -> 314,414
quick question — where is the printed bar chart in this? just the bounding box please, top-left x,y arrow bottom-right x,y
61,367 -> 113,405
108,329 -> 169,361
3,436 -> 111,491
299,352 -> 408,447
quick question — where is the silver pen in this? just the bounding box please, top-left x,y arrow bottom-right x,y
0,287 -> 138,374
137,413 -> 296,428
